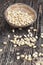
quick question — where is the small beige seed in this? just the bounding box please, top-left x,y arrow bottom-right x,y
28,54 -> 32,61
0,49 -> 2,52
25,55 -> 28,60
17,56 -> 20,60
20,54 -> 25,58
16,52 -> 20,55
33,52 -> 38,58
29,43 -> 33,47
28,29 -> 30,33
33,29 -> 37,32
19,35 -> 22,38
33,45 -> 37,48
14,44 -> 17,47
30,37 -> 36,42
35,36 -> 38,39
41,44 -> 43,47
39,52 -> 42,56
24,35 -> 27,38
8,34 -> 10,38
41,33 -> 43,38
10,40 -> 15,44
3,42 -> 7,45
31,43 -> 35,46
21,42 -> 24,46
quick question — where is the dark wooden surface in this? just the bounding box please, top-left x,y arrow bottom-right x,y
0,0 -> 43,65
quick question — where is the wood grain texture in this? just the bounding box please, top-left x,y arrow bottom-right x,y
0,0 -> 43,65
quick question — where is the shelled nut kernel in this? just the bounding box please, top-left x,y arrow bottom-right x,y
31,43 -> 35,46
35,36 -> 38,39
28,29 -> 30,33
16,52 -> 20,55
24,38 -> 29,41
41,33 -> 43,38
39,52 -> 43,56
20,42 -> 25,46
24,41 -> 31,46
25,55 -> 28,60
14,44 -> 17,47
17,56 -> 20,60
8,34 -> 10,38
20,54 -> 25,58
19,35 -> 22,38
27,54 -> 32,61
24,41 -> 27,45
24,34 -> 27,38
28,43 -> 33,47
41,44 -> 43,47
14,35 -> 18,38
10,40 -> 15,44
33,29 -> 37,32
35,36 -> 38,40
0,49 -> 2,52
33,45 -> 37,48
30,37 -> 36,43
33,52 -> 38,58
39,52 -> 42,56
3,41 -> 7,45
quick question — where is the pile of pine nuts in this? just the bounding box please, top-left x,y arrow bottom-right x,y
6,9 -> 34,26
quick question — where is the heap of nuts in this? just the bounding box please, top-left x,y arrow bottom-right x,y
6,9 -> 34,26
10,35 -> 36,47
9,28 -> 37,47
16,52 -> 32,61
